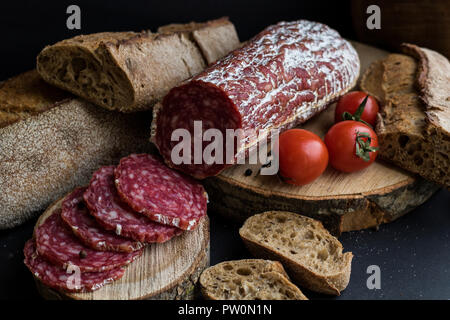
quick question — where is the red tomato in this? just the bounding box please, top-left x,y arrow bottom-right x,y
335,91 -> 379,127
278,129 -> 328,186
324,121 -> 378,173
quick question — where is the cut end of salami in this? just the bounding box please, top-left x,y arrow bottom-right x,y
156,80 -> 242,178
84,166 -> 183,242
152,20 -> 360,179
24,239 -> 125,293
35,209 -> 143,272
61,187 -> 144,253
114,154 -> 208,230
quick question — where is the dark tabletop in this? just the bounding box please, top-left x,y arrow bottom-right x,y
1,188 -> 449,300
210,188 -> 450,300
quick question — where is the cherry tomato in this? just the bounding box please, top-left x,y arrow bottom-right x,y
278,129 -> 328,186
335,91 -> 379,127
324,121 -> 378,173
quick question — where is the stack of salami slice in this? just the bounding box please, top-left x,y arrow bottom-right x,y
24,154 -> 208,293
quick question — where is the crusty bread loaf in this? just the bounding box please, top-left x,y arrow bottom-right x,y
199,259 -> 308,300
239,211 -> 353,295
36,18 -> 239,112
0,70 -> 71,127
361,44 -> 450,188
0,73 -> 154,229
157,17 -> 240,65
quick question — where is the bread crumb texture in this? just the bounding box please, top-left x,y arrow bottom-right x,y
199,259 -> 307,300
240,211 -> 353,295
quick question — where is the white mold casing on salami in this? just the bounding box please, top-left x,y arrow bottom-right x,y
151,20 -> 360,179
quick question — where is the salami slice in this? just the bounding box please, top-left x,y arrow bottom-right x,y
24,239 -> 125,293
35,209 -> 142,272
151,20 -> 360,178
84,166 -> 183,242
114,154 -> 208,230
61,187 -> 143,253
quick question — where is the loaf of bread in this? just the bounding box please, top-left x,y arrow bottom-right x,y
199,259 -> 308,300
0,71 -> 154,229
0,70 -> 71,127
239,211 -> 353,295
36,18 -> 239,112
361,44 -> 450,188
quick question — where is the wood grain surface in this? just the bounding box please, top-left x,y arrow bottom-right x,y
34,197 -> 210,300
204,41 -> 439,235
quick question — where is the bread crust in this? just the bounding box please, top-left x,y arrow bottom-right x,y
36,18 -> 239,112
0,98 -> 154,230
0,70 -> 71,127
401,44 -> 450,143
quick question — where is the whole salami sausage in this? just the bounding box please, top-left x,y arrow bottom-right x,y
83,166 -> 183,242
35,209 -> 143,272
61,187 -> 144,253
24,240 -> 125,293
151,20 -> 360,179
114,154 -> 208,230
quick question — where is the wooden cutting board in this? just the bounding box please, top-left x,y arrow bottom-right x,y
33,197 -> 209,300
204,41 -> 439,235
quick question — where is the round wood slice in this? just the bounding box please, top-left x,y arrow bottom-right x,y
33,196 -> 210,300
204,41 -> 439,235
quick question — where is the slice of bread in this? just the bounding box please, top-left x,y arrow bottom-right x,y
239,211 -> 353,295
199,259 -> 308,300
361,44 -> 450,188
36,18 -> 239,112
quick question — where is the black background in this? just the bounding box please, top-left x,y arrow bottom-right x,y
0,0 -> 357,79
0,0 -> 449,300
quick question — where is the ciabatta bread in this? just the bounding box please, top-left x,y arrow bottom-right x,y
36,18 -> 239,112
361,44 -> 450,188
240,211 -> 353,295
199,259 -> 308,300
